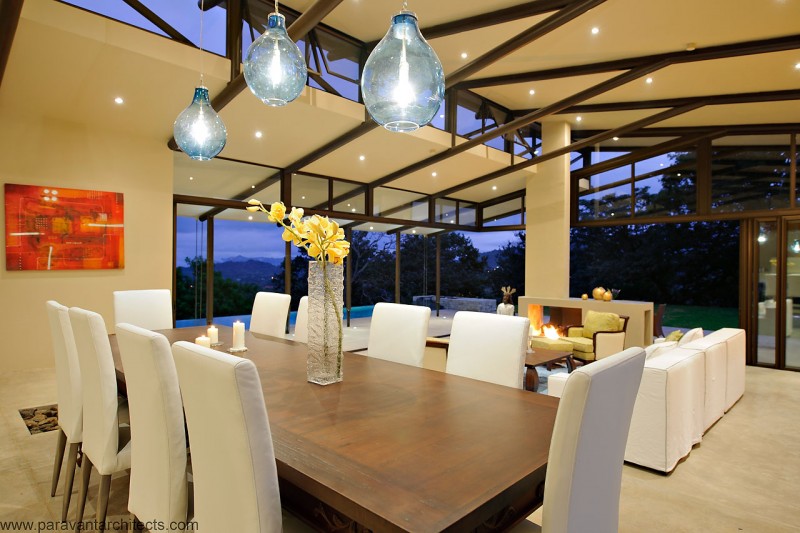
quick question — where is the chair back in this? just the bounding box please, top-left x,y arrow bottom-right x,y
367,303 -> 431,367
294,296 -> 309,343
581,310 -> 623,339
250,292 -> 291,337
172,342 -> 282,533
113,289 -> 173,331
542,347 -> 646,533
445,312 -> 529,389
116,324 -> 187,525
46,301 -> 82,443
68,307 -> 124,475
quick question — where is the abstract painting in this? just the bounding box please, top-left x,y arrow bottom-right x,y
5,183 -> 124,270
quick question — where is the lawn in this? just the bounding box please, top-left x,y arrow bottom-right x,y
663,305 -> 739,331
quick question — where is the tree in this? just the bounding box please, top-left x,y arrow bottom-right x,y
489,231 -> 525,300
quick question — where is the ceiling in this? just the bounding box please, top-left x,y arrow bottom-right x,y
1,0 -> 799,229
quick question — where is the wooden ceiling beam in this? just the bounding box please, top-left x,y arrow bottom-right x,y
123,0 -> 194,46
446,0 -> 607,87
574,123 -> 800,138
0,0 -> 24,89
458,33 -> 800,89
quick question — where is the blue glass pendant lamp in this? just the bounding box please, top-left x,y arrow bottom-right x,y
243,0 -> 307,106
173,0 -> 227,161
361,2 -> 445,133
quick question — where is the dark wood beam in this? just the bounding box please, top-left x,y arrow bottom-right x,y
421,0 -> 574,41
479,190 -> 527,209
429,100 -> 699,200
227,0 -> 243,80
367,60 -> 671,190
574,123 -> 800,138
514,89 -> 800,116
122,0 -> 194,46
0,0 -> 24,89
573,131 -> 727,180
446,0 -> 607,87
198,172 -> 280,221
458,34 -> 800,89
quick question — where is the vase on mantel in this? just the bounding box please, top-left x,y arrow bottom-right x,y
307,261 -> 344,385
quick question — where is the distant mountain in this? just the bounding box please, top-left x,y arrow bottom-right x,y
219,255 -> 281,264
178,258 -> 281,290
481,250 -> 501,269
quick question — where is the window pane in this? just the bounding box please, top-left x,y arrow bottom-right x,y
634,172 -> 696,217
332,181 -> 364,214
435,199 -> 457,224
139,0 -> 227,55
712,149 -> 791,212
459,202 -> 476,226
373,188 -> 428,221
292,174 -> 328,209
484,198 -> 522,226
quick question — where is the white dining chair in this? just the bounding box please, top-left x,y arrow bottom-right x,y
113,289 -> 173,331
518,347 -> 646,533
69,307 -> 132,525
293,296 -> 309,343
250,292 -> 292,337
445,311 -> 530,389
116,323 -> 188,528
171,341 -> 281,532
45,301 -> 83,521
366,302 -> 431,367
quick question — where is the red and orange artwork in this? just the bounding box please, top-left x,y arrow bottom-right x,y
5,184 -> 124,270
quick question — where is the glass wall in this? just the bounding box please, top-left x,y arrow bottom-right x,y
712,148 -> 792,213
785,220 -> 800,370
755,220 -> 779,365
175,214 -> 207,325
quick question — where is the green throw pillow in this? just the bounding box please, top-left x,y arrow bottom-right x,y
665,330 -> 684,342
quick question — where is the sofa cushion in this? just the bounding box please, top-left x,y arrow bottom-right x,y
644,341 -> 677,360
582,310 -> 621,339
566,336 -> 594,353
530,337 -> 574,352
678,327 -> 704,346
664,330 -> 683,342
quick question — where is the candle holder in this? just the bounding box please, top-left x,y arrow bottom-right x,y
211,341 -> 223,347
228,346 -> 248,353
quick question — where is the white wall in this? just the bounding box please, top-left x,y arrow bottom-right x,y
0,110 -> 173,371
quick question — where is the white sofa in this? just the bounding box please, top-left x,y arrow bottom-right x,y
547,327 -> 746,473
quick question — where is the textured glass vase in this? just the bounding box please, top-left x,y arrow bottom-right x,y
243,13 -> 307,106
307,261 -> 344,385
361,10 -> 444,132
173,86 -> 227,160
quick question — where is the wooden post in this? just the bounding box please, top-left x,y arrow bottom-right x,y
346,227 -> 352,327
206,216 -> 214,325
395,232 -> 401,303
436,235 -> 441,317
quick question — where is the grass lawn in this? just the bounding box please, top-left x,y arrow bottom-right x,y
663,305 -> 739,331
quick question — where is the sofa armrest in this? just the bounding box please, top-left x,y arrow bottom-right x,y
546,372 -> 569,398
567,326 -> 584,338
594,331 -> 626,359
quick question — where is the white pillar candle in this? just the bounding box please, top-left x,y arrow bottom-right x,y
207,326 -> 219,344
195,335 -> 211,348
232,321 -> 246,349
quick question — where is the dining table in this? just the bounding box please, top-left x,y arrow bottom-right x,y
110,325 -> 559,532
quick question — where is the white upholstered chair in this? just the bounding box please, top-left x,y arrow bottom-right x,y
293,296 -> 309,343
445,311 -> 530,389
250,292 -> 292,337
523,347 -> 646,533
69,307 -> 132,524
46,301 -> 83,521
113,289 -> 173,331
116,324 -> 188,528
366,302 -> 431,367
172,341 -> 281,532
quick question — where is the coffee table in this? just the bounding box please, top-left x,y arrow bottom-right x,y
525,348 -> 575,392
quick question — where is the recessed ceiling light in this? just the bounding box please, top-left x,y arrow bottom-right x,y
370,226 -> 374,230
576,116 -> 582,122
591,27 -> 599,35
351,208 -> 356,212
460,52 -> 468,59
251,185 -> 256,189
347,203 -> 351,207
412,230 -> 416,234
795,62 -> 800,70
645,77 -> 653,84
301,195 -> 306,199
450,220 -> 455,224
432,171 -> 437,177
659,163 -> 664,167
189,176 -> 194,180
528,89 -> 535,95
677,173 -> 682,177
248,216 -> 253,220
255,131 -> 263,138
492,185 -> 497,191
439,114 -> 445,119
359,155 -> 365,161
114,97 -> 124,105
612,137 -> 619,141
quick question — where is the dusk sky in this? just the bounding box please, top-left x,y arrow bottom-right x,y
176,217 -> 520,266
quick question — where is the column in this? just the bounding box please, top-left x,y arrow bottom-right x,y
525,120 -> 571,298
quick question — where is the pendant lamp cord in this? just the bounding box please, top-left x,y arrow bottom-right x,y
275,0 -> 280,14
199,0 -> 205,85
402,0 -> 408,10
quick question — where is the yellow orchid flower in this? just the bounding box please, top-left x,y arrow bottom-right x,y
268,202 -> 286,223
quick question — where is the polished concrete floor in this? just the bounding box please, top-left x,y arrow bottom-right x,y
1,365 -> 798,531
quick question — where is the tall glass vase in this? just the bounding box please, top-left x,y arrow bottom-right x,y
307,261 -> 344,385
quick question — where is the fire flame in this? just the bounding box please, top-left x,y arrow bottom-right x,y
529,325 -> 561,339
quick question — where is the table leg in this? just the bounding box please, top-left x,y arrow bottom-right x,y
524,367 -> 539,392
565,356 -> 575,373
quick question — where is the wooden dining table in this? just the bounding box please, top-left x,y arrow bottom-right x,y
110,325 -> 559,532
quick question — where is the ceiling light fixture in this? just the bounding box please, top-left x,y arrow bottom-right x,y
255,131 -> 263,138
612,136 -> 619,141
189,176 -> 194,181
576,116 -> 582,122
591,27 -> 599,35
795,62 -> 800,70
758,233 -> 768,243
646,77 -> 653,84
370,226 -> 374,230
173,0 -> 226,160
248,216 -> 253,220
412,230 -> 416,234
114,97 -> 124,105
362,1 -> 445,132
460,52 -> 468,59
431,171 -> 437,177
251,185 -> 256,188
359,155 -> 366,161
529,89 -> 535,95
492,185 -> 497,190
243,0 -> 307,106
